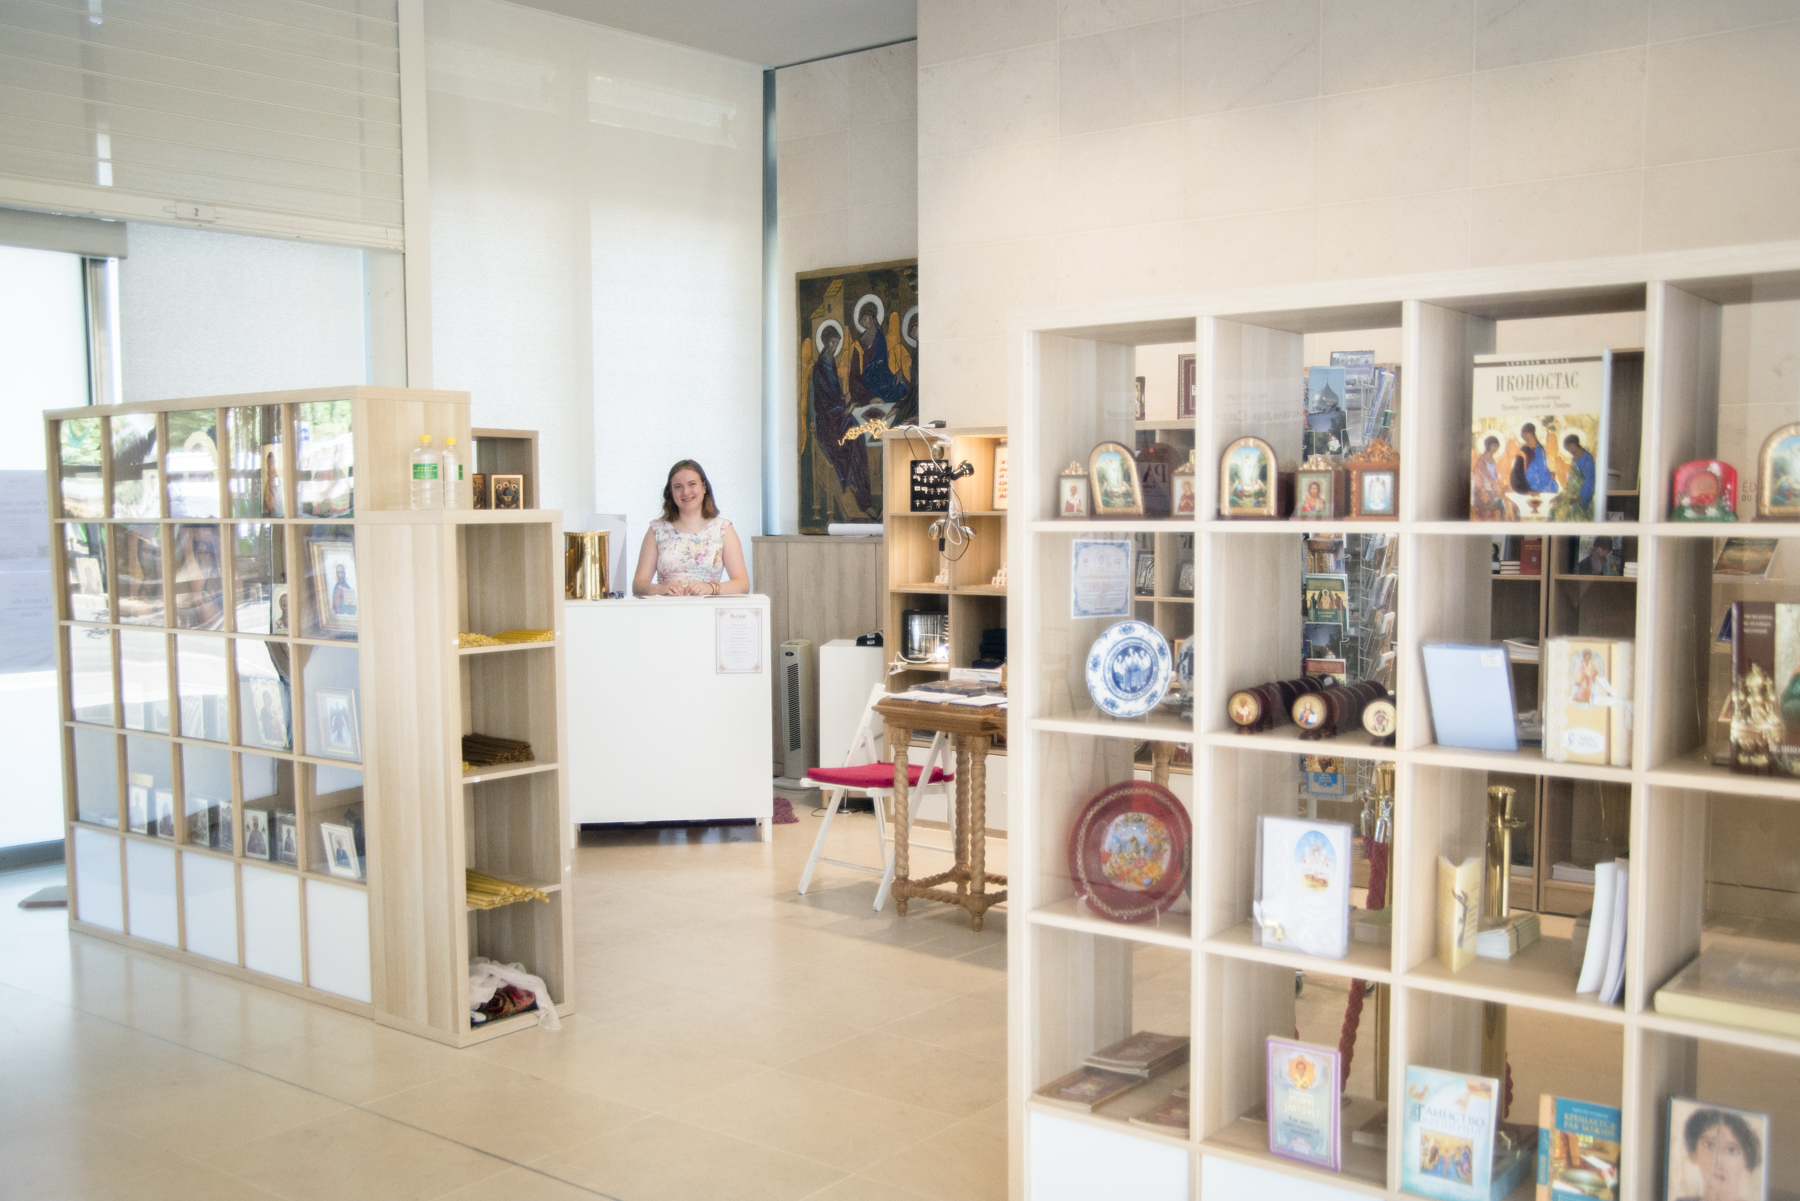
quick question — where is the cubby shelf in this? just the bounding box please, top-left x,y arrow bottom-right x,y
47,387 -> 574,1048
1007,243 -> 1800,1201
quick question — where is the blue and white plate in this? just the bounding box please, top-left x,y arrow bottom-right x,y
1085,621 -> 1173,719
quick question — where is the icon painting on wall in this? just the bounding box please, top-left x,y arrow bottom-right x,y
797,259 -> 918,533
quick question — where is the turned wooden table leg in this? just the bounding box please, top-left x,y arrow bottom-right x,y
891,726 -> 911,916
1150,740 -> 1173,789
955,736 -> 973,898
969,738 -> 988,931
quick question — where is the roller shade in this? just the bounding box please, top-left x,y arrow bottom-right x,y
0,0 -> 403,250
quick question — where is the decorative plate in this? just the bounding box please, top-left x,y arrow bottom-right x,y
1085,620 -> 1173,718
1068,781 -> 1192,923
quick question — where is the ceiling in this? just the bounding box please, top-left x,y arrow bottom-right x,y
507,0 -> 917,68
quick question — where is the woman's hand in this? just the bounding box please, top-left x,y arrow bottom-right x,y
669,579 -> 707,596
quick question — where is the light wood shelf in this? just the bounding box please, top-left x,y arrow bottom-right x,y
48,386 -> 574,1048
1006,244 -> 1800,1201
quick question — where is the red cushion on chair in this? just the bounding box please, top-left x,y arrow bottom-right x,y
806,762 -> 952,789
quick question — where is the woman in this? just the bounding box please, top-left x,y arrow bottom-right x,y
1675,1106 -> 1762,1201
633,460 -> 750,597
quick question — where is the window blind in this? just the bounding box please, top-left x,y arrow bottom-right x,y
0,0 -> 403,250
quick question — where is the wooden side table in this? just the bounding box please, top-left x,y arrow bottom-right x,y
873,697 -> 1008,930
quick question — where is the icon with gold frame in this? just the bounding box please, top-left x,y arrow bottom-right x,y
1348,438 -> 1400,521
1758,422 -> 1800,519
1057,462 -> 1091,519
491,473 -> 524,511
1087,442 -> 1142,518
1220,436 -> 1278,518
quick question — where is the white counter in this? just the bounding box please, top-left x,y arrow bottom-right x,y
565,594 -> 773,836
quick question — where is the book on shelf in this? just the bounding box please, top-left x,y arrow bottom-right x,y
1267,1037 -> 1342,1171
1575,861 -> 1619,995
1438,855 -> 1481,972
1401,1066 -> 1533,1201
1653,936 -> 1800,1038
1597,860 -> 1629,1004
1253,816 -> 1353,960
1468,350 -> 1610,524
1083,1031 -> 1189,1078
1421,644 -> 1519,752
1728,602 -> 1800,778
1034,1066 -> 1144,1112
1478,911 -> 1541,960
1715,537 -> 1780,579
1521,538 -> 1543,576
1537,1095 -> 1620,1201
1503,638 -> 1540,665
1129,1086 -> 1189,1133
1542,638 -> 1633,767
1665,1098 -> 1770,1201
1551,861 -> 1596,885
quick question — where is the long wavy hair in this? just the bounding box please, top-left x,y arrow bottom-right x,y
661,459 -> 718,522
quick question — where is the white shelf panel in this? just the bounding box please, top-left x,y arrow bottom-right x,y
1203,1118 -> 1391,1198
462,761 -> 559,786
1029,519 -> 1199,535
1029,710 -> 1195,744
1634,1010 -> 1800,1057
1023,1097 -> 1193,1154
1407,742 -> 1633,784
1645,521 -> 1800,538
1645,752 -> 1800,800
1200,921 -> 1393,982
1028,897 -> 1194,949
1202,725 -> 1399,763
1401,935 -> 1628,1024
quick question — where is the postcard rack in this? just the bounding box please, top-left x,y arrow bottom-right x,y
1006,243 -> 1800,1200
47,386 -> 574,1048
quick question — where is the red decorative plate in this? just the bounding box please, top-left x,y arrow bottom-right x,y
1067,781 -> 1192,923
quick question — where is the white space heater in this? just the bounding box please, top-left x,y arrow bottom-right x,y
779,639 -> 817,780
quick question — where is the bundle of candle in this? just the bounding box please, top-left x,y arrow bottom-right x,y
462,733 -> 534,767
458,632 -> 501,647
490,629 -> 554,643
465,870 -> 549,909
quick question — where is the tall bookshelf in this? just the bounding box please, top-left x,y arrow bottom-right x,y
1006,245 -> 1800,1200
47,386 -> 573,1048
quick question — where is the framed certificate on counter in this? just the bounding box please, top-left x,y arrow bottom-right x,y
716,606 -> 764,674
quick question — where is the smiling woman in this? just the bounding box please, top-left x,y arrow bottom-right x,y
633,458 -> 750,597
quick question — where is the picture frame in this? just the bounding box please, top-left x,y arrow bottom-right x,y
188,803 -> 211,847
1293,460 -> 1338,520
1348,438 -> 1400,521
259,442 -> 285,518
1670,459 -> 1738,522
1087,442 -> 1143,518
243,676 -> 291,752
1177,354 -> 1197,419
1220,436 -> 1278,519
1133,376 -> 1146,421
1134,550 -> 1156,596
154,789 -> 175,839
1756,422 -> 1800,518
271,582 -> 290,634
307,537 -> 358,637
491,473 -> 524,510
1665,1098 -> 1768,1201
242,807 -> 271,860
1056,463 -> 1091,519
313,686 -> 362,761
213,799 -> 233,851
274,811 -> 298,866
471,472 -> 489,510
320,821 -> 362,880
991,440 -> 1008,511
1172,450 -> 1197,516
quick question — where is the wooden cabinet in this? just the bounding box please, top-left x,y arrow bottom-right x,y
49,387 -> 573,1047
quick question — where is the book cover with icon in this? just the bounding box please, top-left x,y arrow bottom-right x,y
1253,816 -> 1352,960
1468,351 -> 1610,523
1267,1037 -> 1342,1170
1400,1066 -> 1517,1201
1536,1094 -> 1620,1200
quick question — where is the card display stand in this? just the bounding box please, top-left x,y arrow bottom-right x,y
48,387 -> 574,1047
1007,246 -> 1800,1200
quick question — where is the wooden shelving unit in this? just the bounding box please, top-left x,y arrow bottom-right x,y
48,387 -> 573,1047
1006,245 -> 1800,1201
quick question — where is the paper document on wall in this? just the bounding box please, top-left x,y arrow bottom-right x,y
715,607 -> 762,674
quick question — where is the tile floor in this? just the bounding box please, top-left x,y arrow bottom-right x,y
0,800 -> 1010,1201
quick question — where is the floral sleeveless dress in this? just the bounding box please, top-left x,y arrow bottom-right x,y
651,516 -> 729,584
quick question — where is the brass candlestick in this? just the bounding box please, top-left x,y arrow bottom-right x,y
1483,784 -> 1525,922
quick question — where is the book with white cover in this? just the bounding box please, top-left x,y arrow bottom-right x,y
1575,861 -> 1619,994
1598,860 -> 1629,1004
1253,816 -> 1353,960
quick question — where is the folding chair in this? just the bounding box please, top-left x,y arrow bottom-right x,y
797,682 -> 955,911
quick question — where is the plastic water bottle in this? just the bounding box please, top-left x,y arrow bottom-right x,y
441,436 -> 463,509
410,435 -> 440,509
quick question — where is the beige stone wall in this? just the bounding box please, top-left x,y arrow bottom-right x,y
773,43 -> 919,534
917,0 -> 1800,428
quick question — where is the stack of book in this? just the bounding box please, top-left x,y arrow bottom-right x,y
1130,1084 -> 1189,1133
1654,934 -> 1800,1037
1502,637 -> 1539,664
1033,1032 -> 1189,1113
1575,859 -> 1629,1005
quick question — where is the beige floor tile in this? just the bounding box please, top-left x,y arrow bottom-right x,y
681,1068 -> 957,1171
532,1113 -> 845,1201
756,963 -> 964,1028
783,1031 -> 1006,1119
560,964 -> 713,1025
76,1055 -> 350,1149
367,1063 -> 646,1162
428,1166 -> 605,1201
228,1019 -> 480,1105
861,1121 -> 1007,1201
962,1101 -> 1008,1135
879,989 -> 1007,1060
91,1159 -> 286,1200
802,1176 -> 939,1201
205,1108 -> 510,1201
0,1105 -> 197,1199
474,1021 -> 766,1111
619,990 -> 865,1070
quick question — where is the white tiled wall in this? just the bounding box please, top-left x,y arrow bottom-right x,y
918,0 -> 1800,428
773,43 -> 920,534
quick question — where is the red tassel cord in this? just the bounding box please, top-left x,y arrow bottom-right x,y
1336,834 -> 1390,1087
